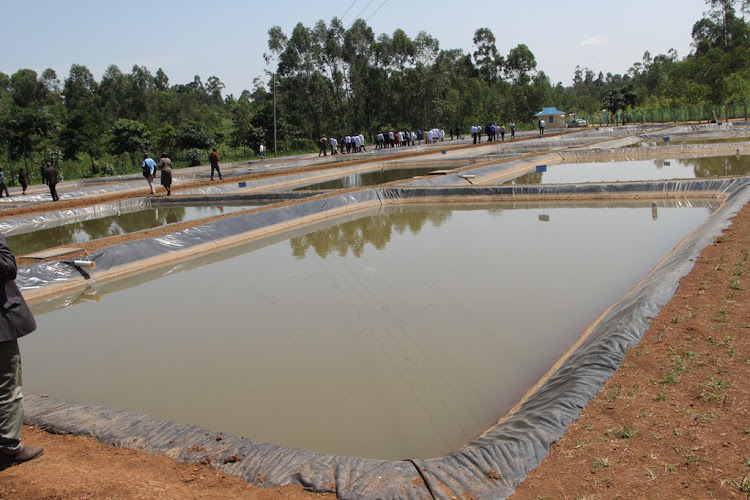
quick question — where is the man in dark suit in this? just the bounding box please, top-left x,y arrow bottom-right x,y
0,233 -> 44,466
46,163 -> 59,201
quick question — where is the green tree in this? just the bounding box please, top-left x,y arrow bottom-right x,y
61,64 -> 103,172
472,28 -> 502,86
175,122 -> 214,150
109,118 -> 149,167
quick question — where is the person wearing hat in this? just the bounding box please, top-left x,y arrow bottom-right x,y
142,153 -> 157,195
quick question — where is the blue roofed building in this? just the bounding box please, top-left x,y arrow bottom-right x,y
534,107 -> 566,129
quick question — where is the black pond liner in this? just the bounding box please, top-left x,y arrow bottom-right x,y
19,177 -> 750,499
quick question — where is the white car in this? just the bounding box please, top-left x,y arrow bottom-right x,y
569,118 -> 588,128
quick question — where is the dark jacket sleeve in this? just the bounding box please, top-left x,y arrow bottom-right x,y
0,233 -> 36,341
0,234 -> 18,282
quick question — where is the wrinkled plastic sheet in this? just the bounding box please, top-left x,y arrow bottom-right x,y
0,198 -> 151,236
21,177 -> 750,499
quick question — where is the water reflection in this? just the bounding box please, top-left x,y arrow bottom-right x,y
290,208 -> 452,258
504,155 -> 750,185
7,205 -> 254,256
293,167 -> 446,191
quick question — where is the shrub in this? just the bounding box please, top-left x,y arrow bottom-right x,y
184,148 -> 203,166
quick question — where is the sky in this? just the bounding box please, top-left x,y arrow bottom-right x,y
1,0 -> 711,98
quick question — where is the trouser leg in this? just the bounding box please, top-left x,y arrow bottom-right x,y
0,340 -> 23,454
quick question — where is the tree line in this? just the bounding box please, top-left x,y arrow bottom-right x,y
1,0 -> 748,185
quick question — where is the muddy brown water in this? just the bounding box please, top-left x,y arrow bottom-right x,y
22,201 -> 717,460
503,155 -> 750,185
292,166 -> 454,191
6,205 -> 258,256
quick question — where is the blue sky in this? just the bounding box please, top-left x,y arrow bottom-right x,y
1,0 -> 710,97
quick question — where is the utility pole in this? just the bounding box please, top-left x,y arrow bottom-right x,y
273,73 -> 277,156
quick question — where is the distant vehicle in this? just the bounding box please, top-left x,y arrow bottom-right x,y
569,118 -> 588,128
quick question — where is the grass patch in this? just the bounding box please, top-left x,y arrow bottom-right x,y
604,384 -> 622,401
733,472 -> 750,495
591,457 -> 610,470
701,376 -> 729,403
606,424 -> 637,439
713,306 -> 729,322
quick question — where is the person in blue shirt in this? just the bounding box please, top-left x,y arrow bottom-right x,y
142,153 -> 157,195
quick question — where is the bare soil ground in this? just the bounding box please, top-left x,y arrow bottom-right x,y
1,154 -> 748,499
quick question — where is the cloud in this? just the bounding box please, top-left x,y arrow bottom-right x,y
576,36 -> 609,49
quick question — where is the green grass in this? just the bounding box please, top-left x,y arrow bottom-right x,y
591,457 -> 610,470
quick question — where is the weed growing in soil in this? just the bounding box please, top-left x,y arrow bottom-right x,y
713,306 -> 729,322
591,457 -> 610,470
733,471 -> 750,496
701,376 -> 729,402
606,424 -> 637,439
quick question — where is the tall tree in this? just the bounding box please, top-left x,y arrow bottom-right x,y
472,28 -> 502,86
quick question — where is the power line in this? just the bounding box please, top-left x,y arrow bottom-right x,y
365,0 -> 389,22
341,0 -> 359,21
347,0 -> 377,29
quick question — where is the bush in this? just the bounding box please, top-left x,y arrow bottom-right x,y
184,148 -> 203,166
99,163 -> 116,176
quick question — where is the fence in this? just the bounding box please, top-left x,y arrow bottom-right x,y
581,100 -> 750,126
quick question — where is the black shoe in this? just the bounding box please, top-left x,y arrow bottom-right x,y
0,445 -> 44,466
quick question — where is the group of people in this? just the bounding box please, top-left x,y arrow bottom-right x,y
316,122 -> 528,156
470,123 -> 516,144
142,152 -> 173,195
374,129 -> 448,149
320,135 -> 367,156
0,164 -> 55,200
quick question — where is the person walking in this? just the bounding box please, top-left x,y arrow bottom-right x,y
17,169 -> 28,195
0,168 -> 9,198
510,122 -> 516,139
539,119 -> 545,135
39,164 -> 48,186
318,136 -> 327,156
209,148 -> 222,180
157,153 -> 173,196
141,153 -> 156,195
258,144 -> 265,160
0,233 -> 44,467
46,163 -> 59,201
499,124 -> 506,141
329,136 -> 338,155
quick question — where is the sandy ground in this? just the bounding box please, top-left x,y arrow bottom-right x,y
1,141 -> 748,499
